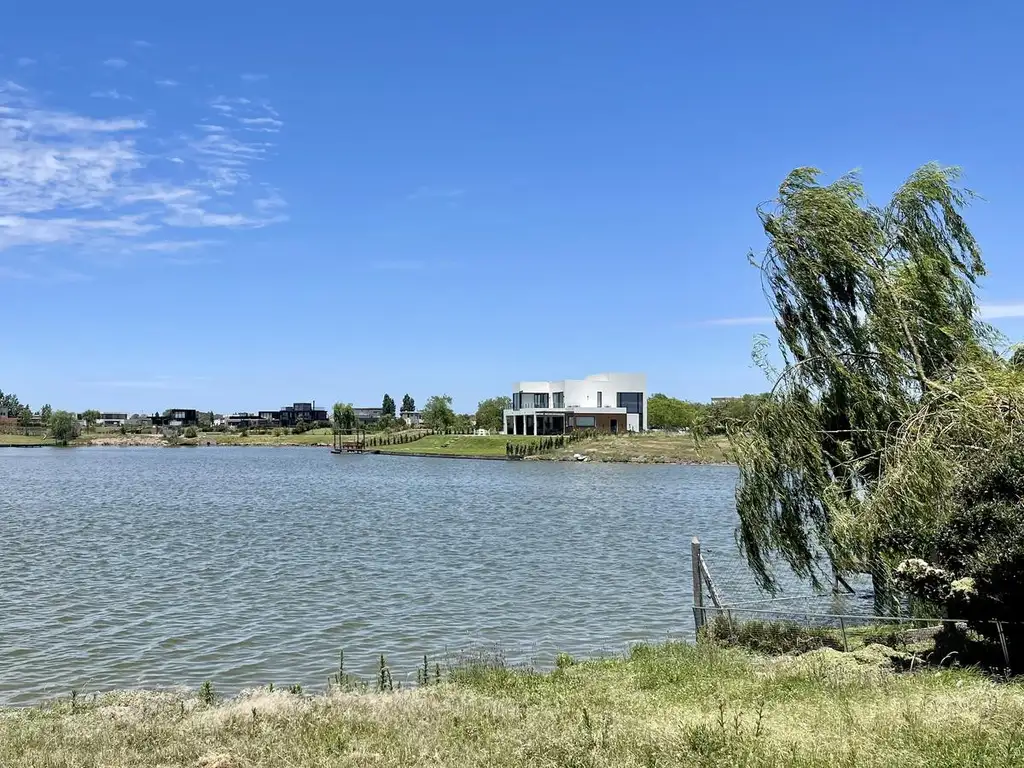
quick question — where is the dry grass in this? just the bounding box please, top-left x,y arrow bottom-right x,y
541,432 -> 732,464
3,643 -> 1022,767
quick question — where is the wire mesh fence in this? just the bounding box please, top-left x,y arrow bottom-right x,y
690,536 -> 1016,669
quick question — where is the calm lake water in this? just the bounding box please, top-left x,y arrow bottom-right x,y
0,447 -> 746,705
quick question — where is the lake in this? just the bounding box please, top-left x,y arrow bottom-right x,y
0,446 -> 746,705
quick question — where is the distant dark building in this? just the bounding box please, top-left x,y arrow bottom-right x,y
258,402 -> 328,428
353,407 -> 384,425
151,409 -> 199,427
226,412 -> 269,428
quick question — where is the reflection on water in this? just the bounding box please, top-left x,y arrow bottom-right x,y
0,447 -> 742,704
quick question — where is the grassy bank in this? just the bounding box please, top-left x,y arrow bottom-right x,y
0,433 -> 51,446
3,642 -> 1022,767
374,432 -> 730,463
377,434 -> 534,457
541,432 -> 731,464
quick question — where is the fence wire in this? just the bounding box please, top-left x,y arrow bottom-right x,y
693,537 -> 1015,669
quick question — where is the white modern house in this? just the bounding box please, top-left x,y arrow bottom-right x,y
503,372 -> 647,435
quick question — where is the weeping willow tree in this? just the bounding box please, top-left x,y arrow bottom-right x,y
731,163 -> 999,605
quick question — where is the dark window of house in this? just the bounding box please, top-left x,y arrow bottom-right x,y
531,393 -> 549,408
512,392 -> 521,410
553,392 -> 564,408
617,392 -> 644,427
616,392 -> 643,414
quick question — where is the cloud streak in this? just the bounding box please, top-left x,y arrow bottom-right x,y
103,58 -> 128,68
90,89 -> 132,101
0,80 -> 287,260
979,303 -> 1024,320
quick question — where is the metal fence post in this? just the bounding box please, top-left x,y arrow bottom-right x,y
691,537 -> 704,633
996,621 -> 1011,670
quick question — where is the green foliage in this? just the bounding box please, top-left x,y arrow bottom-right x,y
730,163 -> 991,596
894,442 -> 1024,648
475,396 -> 511,432
47,410 -> 80,446
422,394 -> 456,430
292,419 -> 308,435
382,393 -> 396,417
199,411 -> 214,429
647,393 -> 701,429
703,616 -> 843,655
39,404 -> 52,425
198,681 -> 215,705
0,389 -> 21,414
401,393 -> 415,413
16,405 -> 32,428
81,409 -> 100,431
183,426 -> 198,439
332,402 -> 357,432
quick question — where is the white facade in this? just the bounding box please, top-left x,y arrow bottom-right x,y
503,372 -> 647,435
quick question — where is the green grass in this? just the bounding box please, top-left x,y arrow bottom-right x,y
376,434 -> 535,457
3,642 -> 1022,767
0,433 -> 52,446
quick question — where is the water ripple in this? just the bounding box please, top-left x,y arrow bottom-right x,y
0,447 -> 742,705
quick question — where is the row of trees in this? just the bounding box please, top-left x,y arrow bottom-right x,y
648,393 -> 767,432
729,162 -> 1024,647
1,390 -> 79,444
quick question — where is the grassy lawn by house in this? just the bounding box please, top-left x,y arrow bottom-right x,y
377,434 -> 535,457
3,642 -> 1021,767
541,431 -> 731,464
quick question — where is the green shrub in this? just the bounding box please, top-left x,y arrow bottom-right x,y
184,426 -> 197,439
895,444 -> 1024,649
703,615 -> 842,655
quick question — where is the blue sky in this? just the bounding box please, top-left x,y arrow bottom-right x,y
3,1 -> 1024,414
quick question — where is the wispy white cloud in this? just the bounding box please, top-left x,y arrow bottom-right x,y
239,116 -> 282,132
240,73 -> 267,82
16,57 -> 36,67
103,58 -> 128,68
979,303 -> 1024,320
90,89 -> 132,101
132,40 -> 152,48
155,79 -> 179,87
136,239 -> 220,253
699,316 -> 774,327
0,81 -> 286,262
407,186 -> 465,201
2,80 -> 27,93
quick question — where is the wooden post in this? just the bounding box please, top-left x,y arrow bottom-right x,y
839,617 -> 849,652
691,537 -> 704,633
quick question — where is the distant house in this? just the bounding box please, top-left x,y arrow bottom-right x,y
225,412 -> 269,429
92,412 -> 128,427
503,372 -> 647,435
353,407 -> 383,425
151,409 -> 199,427
258,402 -> 328,428
399,410 -> 422,426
